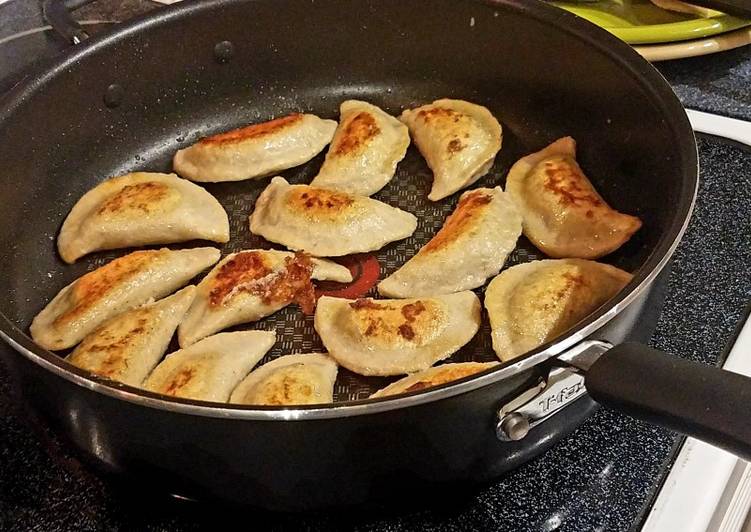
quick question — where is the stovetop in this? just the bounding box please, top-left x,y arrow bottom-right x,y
0,1 -> 750,530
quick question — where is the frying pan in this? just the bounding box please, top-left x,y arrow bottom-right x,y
0,0 -> 748,510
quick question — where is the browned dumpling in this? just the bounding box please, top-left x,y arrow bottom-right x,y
505,137 -> 642,259
314,292 -> 481,376
378,186 -> 521,298
173,113 -> 337,182
370,362 -> 498,398
67,286 -> 196,386
400,99 -> 502,201
249,177 -> 417,257
178,250 -> 352,347
485,259 -> 632,362
143,331 -> 276,402
57,172 -> 229,263
311,100 -> 410,196
30,247 -> 220,351
229,353 -> 338,406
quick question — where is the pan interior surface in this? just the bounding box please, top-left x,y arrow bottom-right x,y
0,0 -> 695,406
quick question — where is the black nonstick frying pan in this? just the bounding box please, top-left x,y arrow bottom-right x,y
0,0 -> 748,510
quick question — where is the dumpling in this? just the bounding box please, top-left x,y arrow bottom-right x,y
378,187 -> 521,298
400,99 -> 502,201
370,362 -> 498,398
30,247 -> 220,351
67,286 -> 196,386
229,353 -> 337,405
178,250 -> 352,347
485,259 -> 632,362
143,330 -> 276,402
314,292 -> 481,376
58,172 -> 229,263
249,176 -> 417,257
173,113 -> 337,182
505,137 -> 642,259
310,100 -> 410,196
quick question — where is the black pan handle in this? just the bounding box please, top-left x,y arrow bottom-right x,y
585,342 -> 751,460
683,0 -> 751,18
42,0 -> 97,45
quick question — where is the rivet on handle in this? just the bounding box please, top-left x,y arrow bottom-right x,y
496,413 -> 530,441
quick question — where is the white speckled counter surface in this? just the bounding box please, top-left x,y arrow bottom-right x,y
0,2 -> 749,530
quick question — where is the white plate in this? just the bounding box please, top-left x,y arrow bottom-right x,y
634,26 -> 751,61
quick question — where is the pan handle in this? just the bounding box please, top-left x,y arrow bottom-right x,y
42,0 -> 97,45
584,343 -> 751,461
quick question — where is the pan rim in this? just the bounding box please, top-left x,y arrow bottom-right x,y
0,0 -> 699,420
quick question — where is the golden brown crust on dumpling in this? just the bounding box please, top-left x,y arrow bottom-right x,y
143,331 -> 276,402
485,259 -> 632,362
229,353 -> 337,406
249,368 -> 311,404
506,137 -> 642,259
173,114 -> 336,182
200,114 -> 304,145
67,286 -> 195,385
370,361 -> 498,398
400,99 -> 502,201
161,364 -> 200,396
330,112 -> 381,156
96,181 -> 178,218
348,299 -> 443,346
249,177 -> 417,257
540,158 -> 603,209
71,308 -> 152,379
378,186 -> 521,298
207,251 -> 273,307
422,189 -> 493,253
311,101 -> 410,197
415,107 -> 469,145
315,292 -> 480,376
57,172 -> 229,263
31,247 -> 220,351
208,251 -> 315,312
285,188 -> 357,220
76,309 -> 150,375
177,250 -> 350,347
56,250 -> 157,327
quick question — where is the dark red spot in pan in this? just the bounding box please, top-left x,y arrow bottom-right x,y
315,254 -> 380,300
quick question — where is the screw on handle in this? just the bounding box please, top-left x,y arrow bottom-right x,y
585,343 -> 751,461
42,0 -> 98,45
496,412 -> 530,441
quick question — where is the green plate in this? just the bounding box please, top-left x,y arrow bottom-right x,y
553,0 -> 751,44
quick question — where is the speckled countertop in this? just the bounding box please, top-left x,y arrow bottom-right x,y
0,2 -> 749,531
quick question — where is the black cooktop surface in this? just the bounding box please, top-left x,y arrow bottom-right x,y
0,2 -> 749,530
